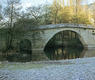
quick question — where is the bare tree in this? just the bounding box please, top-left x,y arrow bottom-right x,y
4,0 -> 21,50
0,4 -> 2,21
27,5 -> 43,25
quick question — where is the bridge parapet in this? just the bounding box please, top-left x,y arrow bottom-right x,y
31,23 -> 95,30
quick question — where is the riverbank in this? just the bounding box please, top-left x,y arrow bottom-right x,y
0,57 -> 95,80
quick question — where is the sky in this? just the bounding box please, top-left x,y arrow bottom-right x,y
0,0 -> 95,9
21,0 -> 95,6
21,0 -> 53,6
20,0 -> 95,8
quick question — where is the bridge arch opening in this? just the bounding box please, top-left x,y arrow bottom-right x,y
44,30 -> 84,60
19,39 -> 32,54
6,39 -> 32,62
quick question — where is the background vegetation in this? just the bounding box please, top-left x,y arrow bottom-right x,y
0,0 -> 95,51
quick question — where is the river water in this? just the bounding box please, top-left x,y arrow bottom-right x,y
0,47 -> 95,62
45,47 -> 84,60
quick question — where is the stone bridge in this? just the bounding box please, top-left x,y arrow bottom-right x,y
21,24 -> 95,53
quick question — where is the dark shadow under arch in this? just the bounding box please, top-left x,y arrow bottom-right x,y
44,30 -> 84,60
19,39 -> 32,54
6,39 -> 32,62
44,30 -> 84,51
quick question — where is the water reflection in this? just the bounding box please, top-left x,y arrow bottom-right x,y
0,48 -> 95,62
0,53 -> 32,62
45,47 -> 84,60
6,54 -> 32,62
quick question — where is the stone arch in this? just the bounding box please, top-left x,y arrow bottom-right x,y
44,29 -> 87,50
19,39 -> 32,54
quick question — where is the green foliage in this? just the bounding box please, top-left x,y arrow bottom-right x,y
14,0 -> 94,27
0,0 -> 94,52
72,13 -> 92,24
58,6 -> 74,23
49,0 -> 93,25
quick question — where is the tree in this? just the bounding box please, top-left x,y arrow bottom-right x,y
0,4 -> 2,21
89,2 -> 95,25
72,10 -> 92,24
50,0 -> 61,24
26,5 -> 43,25
4,0 -> 21,50
42,4 -> 52,25
58,6 -> 74,23
51,0 -> 93,25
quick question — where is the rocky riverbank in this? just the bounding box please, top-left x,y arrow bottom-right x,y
0,57 -> 95,80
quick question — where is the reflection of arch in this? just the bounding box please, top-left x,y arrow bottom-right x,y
19,39 -> 32,54
44,30 -> 86,51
